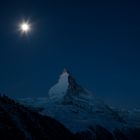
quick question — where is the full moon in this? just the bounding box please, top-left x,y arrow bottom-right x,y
19,21 -> 31,33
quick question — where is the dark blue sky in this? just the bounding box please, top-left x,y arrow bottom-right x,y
0,0 -> 140,109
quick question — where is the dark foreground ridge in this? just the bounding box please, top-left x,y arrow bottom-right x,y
0,94 -> 140,140
0,94 -> 76,140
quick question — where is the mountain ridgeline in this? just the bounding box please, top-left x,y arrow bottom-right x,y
0,94 -> 76,140
1,69 -> 140,140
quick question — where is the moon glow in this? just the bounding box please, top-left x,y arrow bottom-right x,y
19,21 -> 31,34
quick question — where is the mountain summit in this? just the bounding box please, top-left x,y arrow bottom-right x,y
48,69 -> 89,102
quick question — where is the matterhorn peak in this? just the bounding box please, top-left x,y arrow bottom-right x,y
48,69 -> 85,101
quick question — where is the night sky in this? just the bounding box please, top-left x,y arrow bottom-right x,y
0,0 -> 140,109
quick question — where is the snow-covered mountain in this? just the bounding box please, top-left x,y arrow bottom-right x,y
19,69 -> 140,140
48,69 -> 112,114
